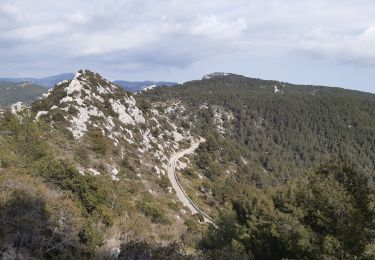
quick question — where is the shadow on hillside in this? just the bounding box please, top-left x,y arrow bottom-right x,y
0,190 -> 75,259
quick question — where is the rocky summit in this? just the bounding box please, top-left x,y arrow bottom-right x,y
31,69 -> 194,181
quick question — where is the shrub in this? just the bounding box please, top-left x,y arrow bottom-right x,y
34,158 -> 108,213
137,99 -> 152,112
182,168 -> 197,179
74,146 -> 89,166
137,201 -> 170,224
1,111 -> 48,162
0,172 -> 90,259
87,130 -> 107,155
118,241 -> 192,260
78,222 -> 104,251
159,174 -> 170,189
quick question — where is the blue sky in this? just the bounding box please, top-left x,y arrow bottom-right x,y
0,0 -> 375,93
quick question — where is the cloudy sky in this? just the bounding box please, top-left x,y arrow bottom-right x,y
1,0 -> 375,93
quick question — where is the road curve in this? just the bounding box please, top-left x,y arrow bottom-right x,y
167,139 -> 215,225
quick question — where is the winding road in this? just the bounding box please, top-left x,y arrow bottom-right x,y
167,139 -> 216,225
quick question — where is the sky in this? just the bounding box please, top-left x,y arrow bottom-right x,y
0,0 -> 375,93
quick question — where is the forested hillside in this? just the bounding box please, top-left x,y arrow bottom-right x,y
139,73 -> 375,259
142,73 -> 375,185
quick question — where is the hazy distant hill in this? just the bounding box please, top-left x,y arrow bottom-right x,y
0,74 -> 177,92
0,73 -> 75,88
114,80 -> 177,92
0,81 -> 46,106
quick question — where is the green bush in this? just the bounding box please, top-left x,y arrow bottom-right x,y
0,183 -> 91,259
1,111 -> 48,162
74,146 -> 89,166
87,130 -> 107,155
202,161 -> 375,259
159,174 -> 170,189
137,99 -> 152,112
34,158 -> 107,213
137,201 -> 170,224
118,241 -> 191,260
78,222 -> 104,251
182,168 -> 197,179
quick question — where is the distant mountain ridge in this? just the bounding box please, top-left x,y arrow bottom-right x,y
113,80 -> 178,92
0,73 -> 75,88
0,72 -> 177,106
0,74 -> 177,92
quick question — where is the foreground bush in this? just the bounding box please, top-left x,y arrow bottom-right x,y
118,241 -> 193,260
202,161 -> 375,259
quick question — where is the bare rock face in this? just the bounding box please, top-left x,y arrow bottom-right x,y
10,101 -> 27,114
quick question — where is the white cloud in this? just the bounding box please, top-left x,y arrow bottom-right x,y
297,27 -> 375,65
3,23 -> 68,41
0,0 -> 375,92
0,3 -> 20,16
75,26 -> 158,55
191,15 -> 247,39
65,11 -> 90,25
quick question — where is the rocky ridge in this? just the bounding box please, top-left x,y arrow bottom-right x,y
30,69 -> 194,181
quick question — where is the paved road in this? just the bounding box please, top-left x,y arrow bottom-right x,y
167,139 -> 215,225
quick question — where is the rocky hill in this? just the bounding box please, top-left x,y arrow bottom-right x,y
31,69 -> 192,181
0,69 -> 205,259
